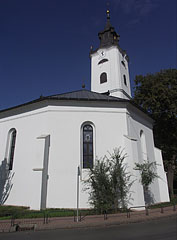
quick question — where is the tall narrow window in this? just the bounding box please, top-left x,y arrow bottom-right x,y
7,129 -> 17,170
100,72 -> 107,84
123,74 -> 127,86
140,130 -> 147,161
83,124 -> 93,168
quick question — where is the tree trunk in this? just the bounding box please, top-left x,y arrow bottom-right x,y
167,162 -> 175,199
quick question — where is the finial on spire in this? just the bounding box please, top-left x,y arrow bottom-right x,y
106,1 -> 110,19
106,9 -> 110,20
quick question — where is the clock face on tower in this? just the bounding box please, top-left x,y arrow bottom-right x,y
98,49 -> 106,58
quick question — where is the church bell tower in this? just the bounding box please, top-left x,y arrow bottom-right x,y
90,10 -> 132,99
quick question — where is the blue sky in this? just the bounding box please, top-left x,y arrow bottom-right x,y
0,0 -> 176,110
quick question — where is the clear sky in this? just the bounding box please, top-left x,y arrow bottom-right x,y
0,0 -> 176,110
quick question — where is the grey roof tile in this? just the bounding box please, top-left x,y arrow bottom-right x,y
48,89 -> 125,102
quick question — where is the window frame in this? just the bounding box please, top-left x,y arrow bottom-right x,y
81,122 -> 95,170
5,128 -> 17,170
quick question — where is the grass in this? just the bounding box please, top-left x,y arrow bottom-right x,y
149,196 -> 177,209
0,206 -> 96,220
0,197 -> 176,220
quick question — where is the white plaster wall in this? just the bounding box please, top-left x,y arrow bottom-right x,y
91,47 -> 119,93
126,108 -> 169,205
154,147 -> 170,202
46,104 -> 128,209
91,46 -> 131,99
0,103 -> 130,209
0,108 -> 49,209
0,102 -> 169,210
123,134 -> 145,208
119,52 -> 131,97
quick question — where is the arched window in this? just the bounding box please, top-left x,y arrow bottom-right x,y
83,124 -> 93,168
100,72 -> 107,84
123,74 -> 127,86
140,130 -> 147,161
6,128 -> 17,170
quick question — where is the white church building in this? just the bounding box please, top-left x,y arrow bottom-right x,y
0,11 -> 169,210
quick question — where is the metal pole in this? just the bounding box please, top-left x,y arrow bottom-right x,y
76,166 -> 80,222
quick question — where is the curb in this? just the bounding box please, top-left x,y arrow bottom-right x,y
0,206 -> 176,233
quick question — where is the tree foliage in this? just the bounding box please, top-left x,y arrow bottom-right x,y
133,69 -> 177,196
134,161 -> 159,189
134,161 -> 159,205
85,148 -> 133,212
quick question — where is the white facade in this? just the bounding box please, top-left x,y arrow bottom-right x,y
0,99 -> 169,209
0,12 -> 169,210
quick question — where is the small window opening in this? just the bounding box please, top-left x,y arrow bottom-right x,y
100,72 -> 107,84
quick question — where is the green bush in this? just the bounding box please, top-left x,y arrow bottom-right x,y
84,148 -> 133,212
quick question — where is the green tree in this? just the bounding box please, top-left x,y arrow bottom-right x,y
85,158 -> 112,212
133,69 -> 177,198
134,161 -> 159,205
109,149 -> 132,210
85,148 -> 132,212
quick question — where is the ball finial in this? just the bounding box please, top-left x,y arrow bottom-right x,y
106,9 -> 110,19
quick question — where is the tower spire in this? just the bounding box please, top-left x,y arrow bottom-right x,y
98,9 -> 120,48
104,9 -> 112,30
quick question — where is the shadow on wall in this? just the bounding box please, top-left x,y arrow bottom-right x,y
144,187 -> 155,205
0,159 -> 14,205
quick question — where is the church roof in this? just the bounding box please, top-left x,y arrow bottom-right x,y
47,89 -> 126,102
0,89 -> 153,123
0,89 -> 127,114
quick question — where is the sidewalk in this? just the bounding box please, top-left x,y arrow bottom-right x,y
0,205 -> 176,232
